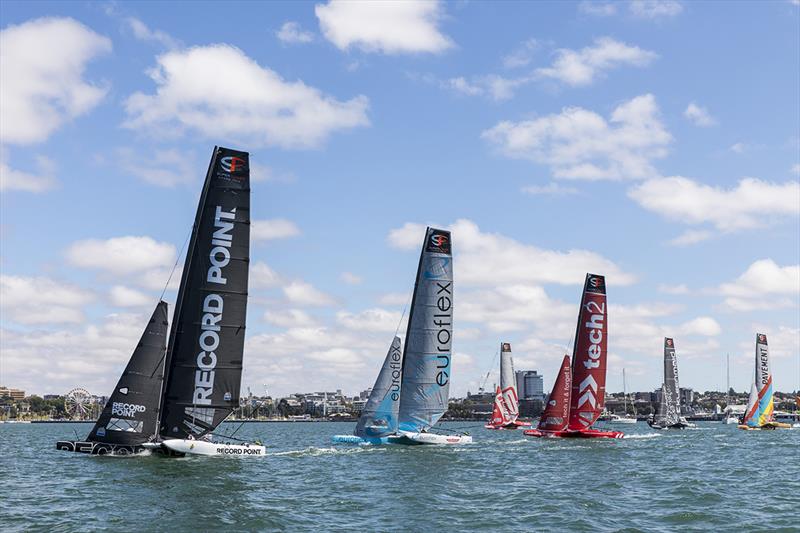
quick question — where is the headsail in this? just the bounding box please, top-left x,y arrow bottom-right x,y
654,383 -> 668,423
398,227 -> 453,433
538,355 -> 572,432
87,302 -> 168,445
568,273 -> 608,430
755,333 -> 773,426
354,337 -> 403,438
663,337 -> 681,426
499,342 -> 519,422
742,382 -> 760,427
490,386 -> 513,427
159,147 -> 251,439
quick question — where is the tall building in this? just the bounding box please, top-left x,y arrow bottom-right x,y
515,370 -> 544,400
0,387 -> 25,400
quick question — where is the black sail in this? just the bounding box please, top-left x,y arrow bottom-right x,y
159,146 -> 250,439
87,302 -> 168,445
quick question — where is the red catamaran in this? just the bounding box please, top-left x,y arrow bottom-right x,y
524,273 -> 624,439
485,343 -> 531,430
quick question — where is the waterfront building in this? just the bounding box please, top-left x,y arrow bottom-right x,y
0,387 -> 25,400
515,370 -> 544,400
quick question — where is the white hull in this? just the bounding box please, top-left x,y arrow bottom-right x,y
607,417 -> 637,425
397,430 -> 472,445
722,416 -> 739,425
161,439 -> 265,457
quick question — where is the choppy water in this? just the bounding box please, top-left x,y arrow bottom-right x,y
1,421 -> 797,532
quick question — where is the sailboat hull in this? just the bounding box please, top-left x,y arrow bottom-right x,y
55,440 -> 150,456
161,439 -> 266,456
485,420 -> 532,430
737,422 -> 792,431
396,430 -> 473,445
523,428 -> 624,439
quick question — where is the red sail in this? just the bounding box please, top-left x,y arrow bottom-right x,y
568,273 -> 608,430
538,355 -> 572,431
489,387 -> 507,426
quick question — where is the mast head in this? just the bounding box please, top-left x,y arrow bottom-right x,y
501,342 -> 511,353
425,227 -> 451,255
585,273 -> 606,295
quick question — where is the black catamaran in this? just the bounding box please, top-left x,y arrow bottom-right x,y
57,146 -> 263,456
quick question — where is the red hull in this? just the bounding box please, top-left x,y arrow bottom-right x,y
523,428 -> 623,439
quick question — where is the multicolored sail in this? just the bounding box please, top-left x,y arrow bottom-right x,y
398,227 -> 453,433
490,386 -> 513,427
568,273 -> 608,430
159,147 -> 251,439
354,337 -> 403,438
87,302 -> 168,445
742,382 -> 760,428
755,333 -> 774,426
538,355 -> 572,432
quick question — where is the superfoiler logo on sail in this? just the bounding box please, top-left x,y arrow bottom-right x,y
192,205 -> 237,408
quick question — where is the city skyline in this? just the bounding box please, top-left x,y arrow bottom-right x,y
1,1 -> 799,399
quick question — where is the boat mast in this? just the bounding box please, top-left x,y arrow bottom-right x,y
623,368 -> 629,415
726,352 -> 730,409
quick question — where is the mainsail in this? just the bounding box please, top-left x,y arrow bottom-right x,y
159,147 -> 251,439
568,273 -> 608,430
354,337 -> 403,438
490,386 -> 513,427
538,355 -> 572,432
87,302 -> 168,445
662,337 -> 681,426
755,333 -> 774,426
499,342 -> 519,422
398,227 -> 453,433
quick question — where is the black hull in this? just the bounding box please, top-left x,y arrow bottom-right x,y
55,440 -> 184,457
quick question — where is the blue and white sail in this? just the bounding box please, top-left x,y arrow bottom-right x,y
397,227 -> 453,433
354,337 -> 403,438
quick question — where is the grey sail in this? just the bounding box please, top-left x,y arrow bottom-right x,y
159,146 -> 250,439
398,227 -> 453,433
87,302 -> 168,446
499,342 -> 519,421
354,337 -> 403,438
663,337 -> 681,426
655,383 -> 668,423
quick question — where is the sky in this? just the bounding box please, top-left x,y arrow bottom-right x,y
1,0 -> 799,400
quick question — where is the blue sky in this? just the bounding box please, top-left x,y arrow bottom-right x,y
1,0 -> 798,399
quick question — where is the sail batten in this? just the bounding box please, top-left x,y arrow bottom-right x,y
87,302 -> 168,445
567,274 -> 608,430
398,227 -> 453,433
159,147 -> 251,439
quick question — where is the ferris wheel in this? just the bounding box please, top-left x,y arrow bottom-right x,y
65,388 -> 93,420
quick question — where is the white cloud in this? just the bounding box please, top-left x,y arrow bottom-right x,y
388,219 -> 636,286
460,284 -> 574,334
0,275 -> 93,325
730,142 -> 747,153
336,308 -> 403,333
719,259 -> 800,311
502,38 -> 540,69
264,309 -> 317,328
315,0 -> 453,54
116,147 -> 196,187
123,44 -> 369,149
0,152 -> 57,192
0,17 -> 111,145
578,2 -> 618,16
658,283 -> 690,295
66,236 -> 176,275
251,219 -> 301,242
629,176 -> 800,231
483,94 -> 671,181
0,311 -> 158,394
340,272 -> 362,285
684,102 -> 716,127
629,0 -> 683,19
521,182 -> 579,196
679,316 -> 722,336
277,21 -> 314,44
535,37 -> 657,87
378,292 -> 410,306
667,229 -> 713,247
791,164 -> 800,176
126,17 -> 180,49
283,280 -> 336,306
250,262 -> 283,289
109,285 -> 152,307
443,74 -> 530,101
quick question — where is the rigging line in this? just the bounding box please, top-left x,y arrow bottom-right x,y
394,303 -> 408,338
159,226 -> 192,301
